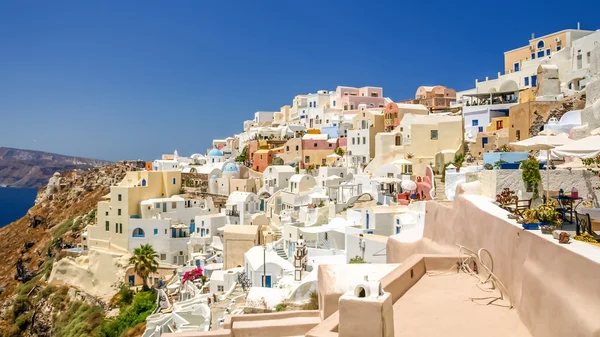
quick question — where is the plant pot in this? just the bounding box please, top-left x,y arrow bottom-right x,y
522,223 -> 539,230
540,225 -> 556,234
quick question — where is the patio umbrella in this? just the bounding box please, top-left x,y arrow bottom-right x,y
510,133 -> 573,199
552,135 -> 600,159
400,180 -> 417,191
326,175 -> 343,181
326,153 -> 341,159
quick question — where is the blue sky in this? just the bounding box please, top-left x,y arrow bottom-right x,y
0,0 -> 598,161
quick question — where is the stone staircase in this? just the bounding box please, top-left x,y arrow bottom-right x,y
434,175 -> 446,201
275,246 -> 288,260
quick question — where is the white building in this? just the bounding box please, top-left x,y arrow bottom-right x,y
207,149 -> 225,164
254,111 -> 276,126
280,174 -> 317,213
152,160 -> 180,171
129,196 -> 217,266
244,246 -> 294,288
225,192 -> 260,225
209,267 -> 243,296
261,165 -> 295,196
345,205 -> 409,236
462,104 -> 513,142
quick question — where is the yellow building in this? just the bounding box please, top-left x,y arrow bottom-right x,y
401,114 -> 463,175
485,116 -> 509,132
503,29 -> 594,74
88,170 -> 182,252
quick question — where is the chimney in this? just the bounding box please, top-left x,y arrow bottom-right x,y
577,22 -> 581,30
531,33 -> 535,40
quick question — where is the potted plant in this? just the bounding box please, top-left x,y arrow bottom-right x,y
522,208 -> 539,230
521,156 -> 542,199
536,201 -> 562,234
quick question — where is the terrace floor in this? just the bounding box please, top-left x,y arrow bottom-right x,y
393,273 -> 532,337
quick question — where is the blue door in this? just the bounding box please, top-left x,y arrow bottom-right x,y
171,229 -> 176,238
190,223 -> 195,234
482,137 -> 488,147
128,275 -> 135,286
162,203 -> 167,212
260,200 -> 264,211
396,227 -> 400,234
366,213 -> 370,229
531,75 -> 537,87
265,275 -> 272,288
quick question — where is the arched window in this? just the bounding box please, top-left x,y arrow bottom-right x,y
132,228 -> 145,238
333,100 -> 336,107
173,178 -> 176,185
395,135 -> 402,146
537,40 -> 544,49
141,179 -> 147,186
309,102 -> 312,107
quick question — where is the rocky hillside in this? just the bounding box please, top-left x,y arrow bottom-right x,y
0,147 -> 111,189
0,160 -> 146,336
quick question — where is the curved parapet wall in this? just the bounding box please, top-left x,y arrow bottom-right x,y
387,195 -> 600,337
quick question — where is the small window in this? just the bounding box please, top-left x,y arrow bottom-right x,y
588,51 -> 592,63
472,120 -> 478,126
329,143 -> 332,147
118,194 -> 122,201
322,158 -> 326,165
537,50 -> 544,58
172,202 -> 177,209
115,223 -> 118,233
173,178 -> 176,185
118,209 -> 121,216
556,46 -> 561,51
105,221 -> 109,231
362,137 -> 366,144
531,53 -> 536,60
155,203 -> 160,209
295,145 -> 299,151
525,77 -> 530,86
305,156 -> 310,163
286,146 -> 289,151
160,254 -> 166,260
352,138 -> 355,145
105,211 -> 108,216
120,223 -> 122,234
430,130 -> 438,140
478,127 -> 483,132
154,228 -> 158,235
218,285 -> 224,292
314,143 -> 317,147
165,229 -> 167,234
333,100 -> 336,106
546,49 -> 550,56
516,130 -> 521,141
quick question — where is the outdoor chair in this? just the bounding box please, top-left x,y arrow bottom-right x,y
514,198 -> 532,220
575,212 -> 600,241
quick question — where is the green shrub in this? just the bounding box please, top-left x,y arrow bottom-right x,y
98,290 -> 156,337
349,256 -> 366,264
53,218 -> 75,241
303,291 -> 319,310
116,284 -> 135,308
15,312 -> 32,330
54,300 -> 105,337
275,303 -> 288,312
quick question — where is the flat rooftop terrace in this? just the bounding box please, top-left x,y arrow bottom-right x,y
393,271 -> 531,337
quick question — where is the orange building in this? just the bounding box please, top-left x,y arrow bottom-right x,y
383,102 -> 429,132
252,147 -> 285,173
400,85 -> 456,113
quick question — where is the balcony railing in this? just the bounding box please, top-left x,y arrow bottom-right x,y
226,210 -> 240,217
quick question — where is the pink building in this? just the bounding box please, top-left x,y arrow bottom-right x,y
336,86 -> 386,113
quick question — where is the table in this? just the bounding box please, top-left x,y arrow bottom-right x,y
551,195 -> 584,223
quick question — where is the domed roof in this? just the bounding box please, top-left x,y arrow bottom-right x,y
208,149 -> 223,156
223,162 -> 239,173
210,174 -> 218,179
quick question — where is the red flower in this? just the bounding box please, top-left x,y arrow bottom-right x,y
182,266 -> 204,284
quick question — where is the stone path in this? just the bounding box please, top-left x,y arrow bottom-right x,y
209,284 -> 247,329
434,175 -> 446,201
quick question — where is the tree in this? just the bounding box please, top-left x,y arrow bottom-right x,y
128,244 -> 159,289
349,256 -> 366,264
235,146 -> 248,163
334,147 -> 345,156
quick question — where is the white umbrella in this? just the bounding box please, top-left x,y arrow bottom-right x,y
393,159 -> 413,165
326,175 -> 343,181
326,153 -> 341,159
400,180 -> 417,191
510,133 -> 573,199
552,135 -> 600,159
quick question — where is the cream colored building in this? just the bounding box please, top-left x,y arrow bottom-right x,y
222,224 -> 260,270
346,109 -> 385,165
88,170 -> 182,253
366,114 -> 463,175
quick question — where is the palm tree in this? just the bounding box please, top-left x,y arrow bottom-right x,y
129,244 -> 159,289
